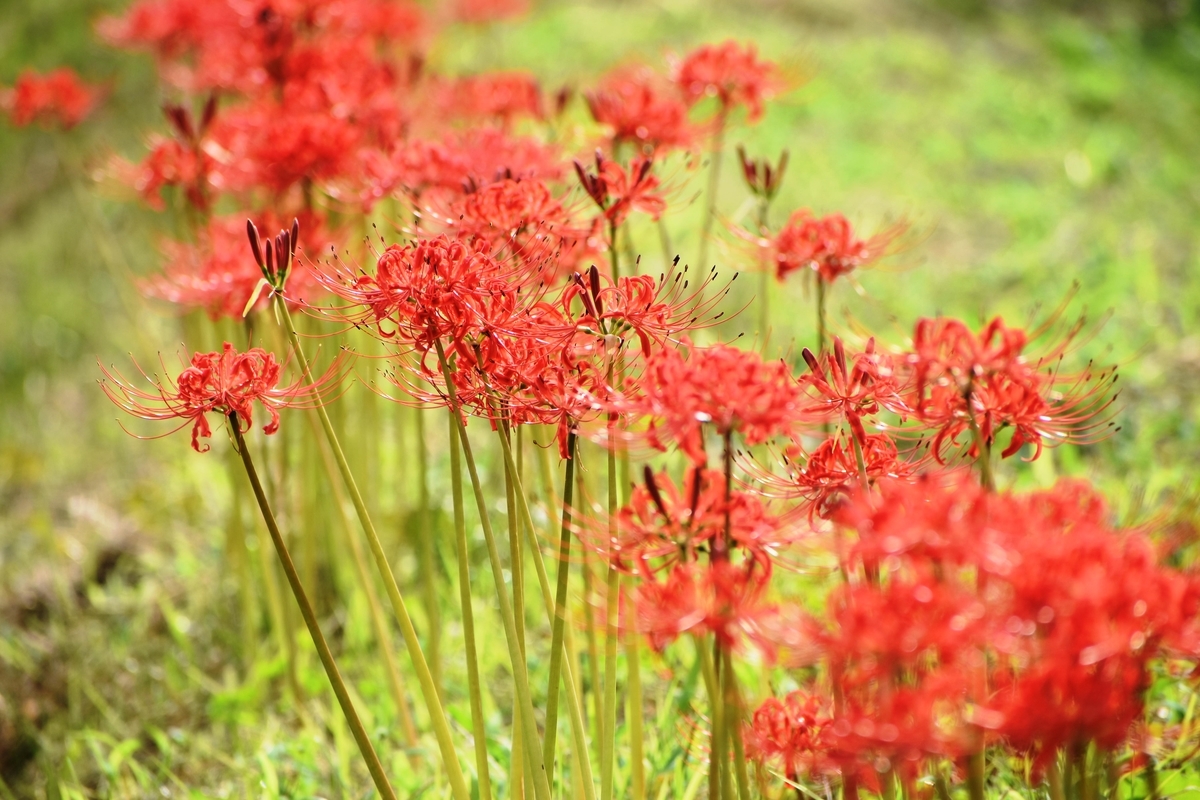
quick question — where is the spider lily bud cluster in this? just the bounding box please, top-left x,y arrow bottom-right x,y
4,1 -> 1186,798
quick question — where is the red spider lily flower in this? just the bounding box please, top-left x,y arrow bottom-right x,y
321,234 -> 520,363
583,466 -> 790,574
2,68 -> 98,129
144,212 -> 329,319
670,40 -> 782,122
738,145 -> 788,204
574,150 -> 666,227
585,65 -> 696,153
100,342 -> 342,452
772,210 -> 902,284
208,102 -> 359,194
618,339 -> 802,465
746,690 -> 837,783
903,316 -> 1119,462
830,473 -> 994,574
798,337 -> 911,445
555,263 -> 732,363
984,481 -> 1200,761
437,177 -> 579,275
635,560 -> 776,654
435,71 -> 543,124
785,432 -> 916,520
364,127 -> 562,205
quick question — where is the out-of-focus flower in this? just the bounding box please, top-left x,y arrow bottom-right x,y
2,68 -> 99,129
586,65 -> 695,153
671,40 -> 781,122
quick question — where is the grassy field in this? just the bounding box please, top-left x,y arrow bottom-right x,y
2,0 -> 1199,796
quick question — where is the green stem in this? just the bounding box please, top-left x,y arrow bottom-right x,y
609,218 -> 622,282
599,436 -> 622,800
493,424 -> 597,800
722,648 -> 749,800
543,432 -> 578,766
276,300 -> 470,800
965,396 -> 996,492
434,340 -> 552,800
1047,751 -> 1065,800
449,409 -> 493,800
416,407 -> 442,696
816,277 -> 828,355
698,109 -> 728,272
304,409 -> 419,752
698,639 -> 724,800
626,632 -> 645,800
231,418 -> 398,800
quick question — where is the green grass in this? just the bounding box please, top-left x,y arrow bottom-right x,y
2,0 -> 1200,796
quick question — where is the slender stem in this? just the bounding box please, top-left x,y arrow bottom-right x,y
698,108 -> 728,272
434,340 -> 553,800
304,408 -> 419,751
1047,751 -> 1065,800
544,432 -> 578,766
275,300 -> 470,800
609,218 -> 622,282
493,424 -> 597,800
657,217 -> 674,271
965,393 -> 996,492
449,409 -> 493,800
416,407 -> 442,696
698,638 -> 724,800
756,198 -> 771,353
600,437 -> 622,800
625,624 -> 645,800
850,431 -> 870,489
816,277 -> 828,355
231,418 -> 398,800
722,648 -> 750,800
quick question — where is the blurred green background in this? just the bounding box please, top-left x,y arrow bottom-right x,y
2,0 -> 1199,794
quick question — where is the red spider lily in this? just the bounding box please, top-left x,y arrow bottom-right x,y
437,177 -> 580,275
830,474 -> 994,574
119,97 -> 219,211
738,145 -> 788,204
435,72 -> 542,124
985,482 -> 1200,761
670,40 -> 782,122
585,65 -> 696,153
100,342 -> 342,452
555,263 -> 732,362
580,466 -> 790,575
903,316 -> 1119,462
574,150 -> 666,228
798,337 -> 911,445
617,339 -> 802,465
784,432 -> 917,520
746,690 -> 837,783
321,234 -> 526,366
144,212 -> 329,319
208,102 -> 360,195
635,560 -> 776,654
363,127 -> 562,205
2,68 -> 98,129
772,210 -> 902,284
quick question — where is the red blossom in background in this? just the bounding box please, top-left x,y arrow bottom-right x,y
772,209 -> 900,284
100,342 -> 339,451
586,65 -> 695,153
746,690 -> 837,782
2,68 -> 98,129
619,339 -> 801,465
671,40 -> 782,122
436,71 -> 543,124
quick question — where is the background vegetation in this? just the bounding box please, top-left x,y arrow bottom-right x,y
2,0 -> 1199,795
